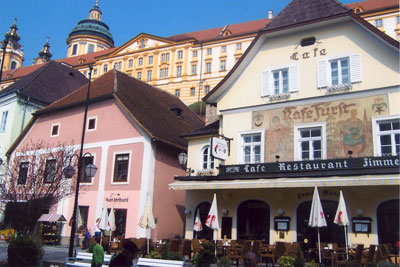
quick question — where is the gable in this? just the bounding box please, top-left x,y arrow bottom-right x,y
110,34 -> 175,56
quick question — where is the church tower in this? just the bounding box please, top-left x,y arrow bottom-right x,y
35,37 -> 52,65
0,18 -> 24,72
66,0 -> 114,58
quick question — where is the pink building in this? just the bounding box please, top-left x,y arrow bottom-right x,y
8,69 -> 204,244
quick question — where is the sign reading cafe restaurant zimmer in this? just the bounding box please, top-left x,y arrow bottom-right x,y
220,156 -> 400,177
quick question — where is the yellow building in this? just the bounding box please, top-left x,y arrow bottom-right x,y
170,0 -> 399,257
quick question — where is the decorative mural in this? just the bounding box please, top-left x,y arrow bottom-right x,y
253,95 -> 389,161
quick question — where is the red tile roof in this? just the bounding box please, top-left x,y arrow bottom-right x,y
38,70 -> 204,149
346,0 -> 399,14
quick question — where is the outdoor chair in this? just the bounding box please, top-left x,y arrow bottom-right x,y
259,241 -> 285,267
337,244 -> 364,266
191,238 -> 202,255
383,243 -> 399,264
228,240 -> 252,266
360,244 -> 375,266
180,239 -> 192,261
168,239 -> 181,253
284,242 -> 297,258
251,240 -> 262,260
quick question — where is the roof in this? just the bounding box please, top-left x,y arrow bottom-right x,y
38,69 -> 204,149
181,120 -> 219,138
0,61 -> 88,105
167,18 -> 271,43
347,0 -> 399,14
68,19 -> 114,46
263,0 -> 350,31
37,214 -> 67,222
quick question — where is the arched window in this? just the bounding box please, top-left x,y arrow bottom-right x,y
201,146 -> 214,169
10,61 -> 17,70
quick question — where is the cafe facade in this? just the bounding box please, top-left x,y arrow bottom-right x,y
169,0 -> 400,247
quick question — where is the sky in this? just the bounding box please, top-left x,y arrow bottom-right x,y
1,0 -> 356,67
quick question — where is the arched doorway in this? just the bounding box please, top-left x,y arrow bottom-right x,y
237,200 -> 270,242
297,200 -> 345,248
377,199 -> 399,245
193,202 -> 213,240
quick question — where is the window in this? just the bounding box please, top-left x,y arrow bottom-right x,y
190,87 -> 195,96
161,53 -> 170,62
206,62 -> 211,73
103,64 -> 108,73
159,68 -> 168,79
193,51 -> 198,57
220,60 -> 226,71
175,89 -> 180,97
205,85 -> 210,94
72,44 -> 77,56
0,111 -> 8,132
87,117 -> 96,131
177,51 -> 183,60
44,159 -> 56,183
148,56 -> 153,65
373,116 -> 400,156
93,69 -> 97,76
139,39 -> 145,48
191,65 -> 197,75
137,72 -> 142,80
78,206 -> 89,230
88,44 -> 94,53
128,59 -> 133,68
239,130 -> 264,164
176,66 -> 182,77
201,146 -> 214,169
113,62 -> 122,70
10,61 -> 17,70
261,65 -> 298,97
397,16 -> 400,24
17,162 -> 29,185
221,46 -> 226,53
236,43 -> 242,50
138,58 -> 143,66
147,70 -> 152,81
295,123 -> 326,160
51,123 -> 59,137
207,48 -> 212,55
375,19 -> 383,27
81,156 -> 94,183
166,53 -> 170,61
113,153 -> 129,182
317,55 -> 360,88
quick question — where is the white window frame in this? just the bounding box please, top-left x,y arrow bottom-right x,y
43,158 -> 57,184
176,66 -> 182,77
175,89 -> 180,97
87,116 -> 97,132
128,59 -> 133,68
372,115 -> 400,156
207,48 -> 212,55
148,55 -> 153,65
0,110 -> 8,133
111,151 -> 131,185
191,65 -> 197,75
261,64 -> 298,97
221,46 -> 226,53
294,122 -> 327,161
138,58 -> 143,66
236,43 -> 242,50
17,161 -> 30,185
137,72 -> 142,80
206,62 -> 211,73
237,129 -> 265,164
50,123 -> 60,137
147,70 -> 152,81
317,53 -> 361,88
220,60 -> 226,71
199,145 -> 215,170
177,51 -> 183,60
375,19 -> 383,27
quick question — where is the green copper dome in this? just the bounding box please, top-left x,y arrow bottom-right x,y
68,18 -> 114,46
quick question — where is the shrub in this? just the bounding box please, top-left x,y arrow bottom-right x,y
197,241 -> 217,267
218,256 -> 232,267
279,255 -> 295,267
7,235 -> 43,266
294,246 -> 305,267
160,243 -> 182,260
376,262 -> 397,267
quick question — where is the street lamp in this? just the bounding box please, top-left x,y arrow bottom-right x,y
178,151 -> 193,176
66,65 -> 94,257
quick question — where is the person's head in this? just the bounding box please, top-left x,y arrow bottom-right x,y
243,251 -> 256,267
122,240 -> 138,261
95,236 -> 101,244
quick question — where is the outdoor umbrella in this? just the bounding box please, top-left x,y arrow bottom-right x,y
193,212 -> 203,232
308,186 -> 327,264
107,206 -> 116,247
205,193 -> 219,256
138,198 -> 155,254
334,190 -> 349,259
98,205 -> 109,234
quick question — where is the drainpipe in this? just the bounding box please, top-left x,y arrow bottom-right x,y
198,43 -> 204,115
20,95 -> 29,133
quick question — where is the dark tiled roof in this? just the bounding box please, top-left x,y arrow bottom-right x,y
39,70 -> 204,149
263,0 -> 350,31
0,61 -> 88,105
181,120 -> 219,138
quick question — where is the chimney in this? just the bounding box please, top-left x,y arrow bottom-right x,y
268,10 -> 274,19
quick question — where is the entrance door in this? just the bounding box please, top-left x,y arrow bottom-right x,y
377,199 -> 399,245
194,202 -> 213,240
297,200 -> 345,248
237,200 -> 270,242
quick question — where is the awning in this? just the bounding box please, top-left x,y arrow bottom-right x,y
37,214 -> 67,222
169,175 -> 399,190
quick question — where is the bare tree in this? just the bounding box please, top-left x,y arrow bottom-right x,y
0,140 -> 78,235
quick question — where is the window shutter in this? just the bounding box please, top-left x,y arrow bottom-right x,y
317,60 -> 328,88
289,65 -> 298,92
350,54 -> 361,83
261,70 -> 270,97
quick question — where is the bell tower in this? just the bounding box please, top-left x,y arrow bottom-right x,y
0,18 -> 24,74
35,37 -> 52,65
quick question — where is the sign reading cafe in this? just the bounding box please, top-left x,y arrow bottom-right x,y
221,156 -> 399,176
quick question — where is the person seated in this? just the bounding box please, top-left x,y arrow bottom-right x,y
109,240 -> 138,267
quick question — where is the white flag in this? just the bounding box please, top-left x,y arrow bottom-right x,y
308,186 -> 327,227
205,193 -> 219,230
193,213 -> 203,232
334,190 -> 349,226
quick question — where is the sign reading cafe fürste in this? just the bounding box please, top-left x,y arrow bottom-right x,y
220,156 -> 399,177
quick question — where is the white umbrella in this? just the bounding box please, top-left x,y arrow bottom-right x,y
138,199 -> 155,254
205,193 -> 219,256
193,212 -> 203,232
334,190 -> 349,259
107,206 -> 116,232
98,205 -> 109,231
308,186 -> 327,264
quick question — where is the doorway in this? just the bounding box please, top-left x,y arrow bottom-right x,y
377,199 -> 399,245
237,200 -> 270,242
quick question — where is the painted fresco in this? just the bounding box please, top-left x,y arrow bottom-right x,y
253,95 -> 389,162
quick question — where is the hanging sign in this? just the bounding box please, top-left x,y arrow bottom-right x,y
210,137 -> 228,160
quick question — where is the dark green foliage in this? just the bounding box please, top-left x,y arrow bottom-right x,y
294,246 -> 305,267
160,243 -> 182,260
196,241 -> 216,267
188,101 -> 206,116
7,235 -> 43,266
